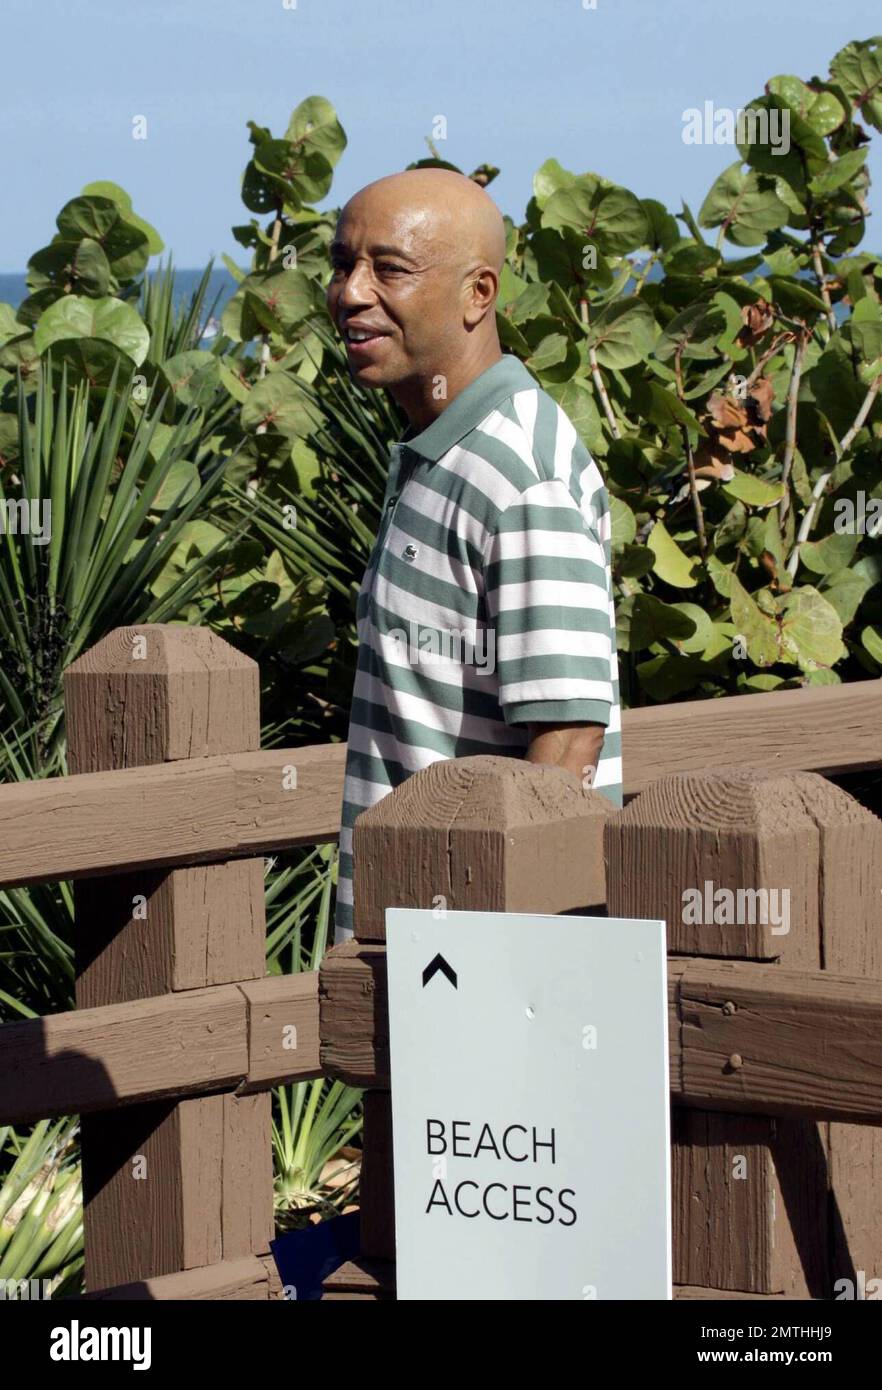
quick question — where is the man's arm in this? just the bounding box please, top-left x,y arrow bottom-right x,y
525,721 -> 605,784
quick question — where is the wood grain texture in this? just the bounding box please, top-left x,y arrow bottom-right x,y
0,975 -> 323,1125
77,1254 -> 280,1301
322,1257 -> 396,1300
237,972 -> 323,1091
354,755 -> 614,939
359,1091 -> 395,1261
620,679 -> 882,795
606,768 -> 868,1297
322,945 -> 882,1122
65,625 -> 275,1292
0,745 -> 346,889
0,985 -> 247,1124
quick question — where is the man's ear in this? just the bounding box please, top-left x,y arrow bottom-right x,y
464,266 -> 498,326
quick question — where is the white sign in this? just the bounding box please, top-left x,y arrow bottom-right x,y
386,909 -> 671,1300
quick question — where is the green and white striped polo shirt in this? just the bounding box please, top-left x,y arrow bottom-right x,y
334,352 -> 622,942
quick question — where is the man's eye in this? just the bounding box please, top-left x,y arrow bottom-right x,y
377,262 -> 405,273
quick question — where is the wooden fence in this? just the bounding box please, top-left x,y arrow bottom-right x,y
0,623 -> 880,1300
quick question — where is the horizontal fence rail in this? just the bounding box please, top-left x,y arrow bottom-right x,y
0,680 -> 878,891
0,975 -> 321,1126
318,943 -> 882,1126
0,746 -> 346,888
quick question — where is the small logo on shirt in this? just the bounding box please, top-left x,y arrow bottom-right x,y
402,543 -> 419,562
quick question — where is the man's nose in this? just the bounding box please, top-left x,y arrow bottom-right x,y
336,258 -> 377,307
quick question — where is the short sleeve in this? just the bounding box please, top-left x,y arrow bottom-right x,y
482,477 -> 614,726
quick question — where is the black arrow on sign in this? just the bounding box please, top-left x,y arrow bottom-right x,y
422,953 -> 457,989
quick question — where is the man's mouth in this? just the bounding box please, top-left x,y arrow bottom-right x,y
342,323 -> 391,355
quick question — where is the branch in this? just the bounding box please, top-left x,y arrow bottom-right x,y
674,347 -> 707,558
778,330 -> 809,526
784,373 -> 882,575
256,208 -> 284,393
580,298 -> 621,440
810,236 -> 837,334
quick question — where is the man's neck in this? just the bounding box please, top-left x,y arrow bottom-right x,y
391,340 -> 503,431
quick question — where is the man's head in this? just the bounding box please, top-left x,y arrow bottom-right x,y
326,168 -> 506,408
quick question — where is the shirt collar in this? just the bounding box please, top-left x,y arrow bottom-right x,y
400,354 -> 536,462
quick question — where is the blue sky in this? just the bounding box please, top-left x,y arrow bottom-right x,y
2,0 -> 880,271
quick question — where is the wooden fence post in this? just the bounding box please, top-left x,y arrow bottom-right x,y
63,624 -> 276,1292
605,765 -> 882,1298
320,753 -> 613,1296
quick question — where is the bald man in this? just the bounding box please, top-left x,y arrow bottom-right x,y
328,169 -> 622,942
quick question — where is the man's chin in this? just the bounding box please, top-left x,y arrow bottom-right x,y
346,361 -> 398,389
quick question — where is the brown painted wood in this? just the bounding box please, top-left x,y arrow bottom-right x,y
320,940 -> 390,1087
360,1091 -> 395,1261
77,1253 -> 281,1301
350,757 -> 615,1266
605,768 -> 839,1298
620,679 -> 882,795
237,972 -> 323,1091
673,1284 -> 791,1301
677,960 -> 882,1123
64,625 -> 275,1290
322,1257 -> 396,1300
810,773 -> 882,1297
353,754 -> 614,940
0,745 -> 346,890
5,682 -> 875,892
0,986 -> 247,1124
321,945 -> 882,1122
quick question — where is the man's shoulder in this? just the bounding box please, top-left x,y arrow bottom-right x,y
467,368 -> 608,516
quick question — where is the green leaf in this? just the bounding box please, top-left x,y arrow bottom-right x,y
648,518 -> 699,587
542,174 -> 649,255
149,460 -> 200,510
616,592 -> 697,651
669,601 -> 716,654
729,573 -> 778,666
698,162 -> 790,247
631,378 -> 704,436
798,531 -> 859,575
766,75 -> 847,136
544,377 -> 605,454
240,372 -> 323,438
820,568 -> 870,624
161,350 -> 220,408
609,495 -> 636,549
861,624 -> 882,665
285,96 -> 347,169
654,300 -> 727,362
533,158 -> 576,209
33,294 -> 150,366
640,199 -> 681,252
767,276 -> 828,318
584,297 -> 657,369
525,332 -> 578,381
808,148 -> 868,198
831,37 -> 882,132
81,180 -> 164,253
509,282 -> 551,326
778,586 -> 844,669
243,267 -> 323,336
226,580 -> 280,617
721,471 -> 786,508
57,196 -> 120,242
69,238 -> 114,296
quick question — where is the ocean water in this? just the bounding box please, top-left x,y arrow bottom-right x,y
0,266 -> 242,316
